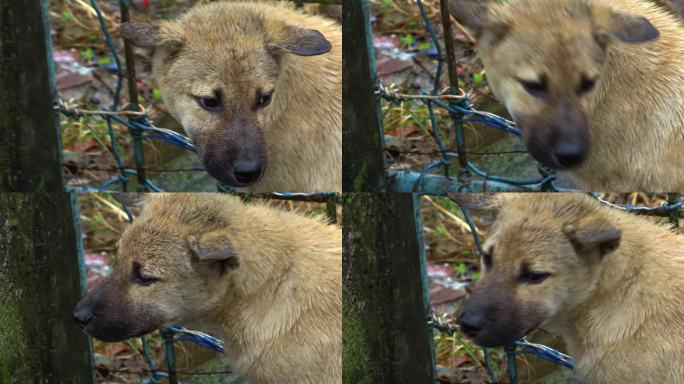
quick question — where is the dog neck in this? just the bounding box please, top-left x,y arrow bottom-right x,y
202,202 -> 340,375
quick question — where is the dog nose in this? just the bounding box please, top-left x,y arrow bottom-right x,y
233,161 -> 263,184
73,305 -> 94,329
553,141 -> 585,168
459,311 -> 486,338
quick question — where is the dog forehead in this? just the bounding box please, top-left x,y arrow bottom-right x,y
488,219 -> 591,272
179,2 -> 270,37
506,0 -> 593,23
173,47 -> 277,90
497,26 -> 602,73
141,194 -> 230,226
490,218 -> 555,250
119,221 -> 183,255
176,5 -> 280,72
489,0 -> 604,70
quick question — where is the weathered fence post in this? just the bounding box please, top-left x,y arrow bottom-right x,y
0,192 -> 94,383
0,0 -> 65,192
343,193 -> 435,383
342,0 -> 387,192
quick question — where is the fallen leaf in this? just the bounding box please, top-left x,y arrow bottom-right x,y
377,56 -> 413,77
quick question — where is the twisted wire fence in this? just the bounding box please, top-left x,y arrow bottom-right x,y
371,0 -> 567,193
433,192 -> 682,383
56,0 -> 197,193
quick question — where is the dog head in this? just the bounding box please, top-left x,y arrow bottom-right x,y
122,3 -> 331,187
451,193 -> 621,347
447,0 -> 658,169
73,194 -> 241,341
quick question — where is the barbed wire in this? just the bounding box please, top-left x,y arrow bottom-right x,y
107,369 -> 235,377
65,165 -> 207,173
591,193 -> 683,214
106,369 -> 234,376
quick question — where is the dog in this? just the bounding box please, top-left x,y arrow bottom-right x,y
451,193 -> 684,383
122,1 -> 342,192
448,0 -> 684,191
73,193 -> 342,384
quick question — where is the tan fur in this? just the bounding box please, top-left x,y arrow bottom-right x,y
449,0 -> 684,191
126,2 -> 341,192
76,193 -> 341,384
458,193 -> 684,383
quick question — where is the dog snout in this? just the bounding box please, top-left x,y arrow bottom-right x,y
233,160 -> 264,184
459,311 -> 487,339
552,139 -> 587,168
73,303 -> 94,329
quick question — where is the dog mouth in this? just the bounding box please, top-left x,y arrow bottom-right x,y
521,132 -> 588,170
464,320 -> 540,348
79,320 -> 160,342
73,299 -> 165,342
201,158 -> 266,188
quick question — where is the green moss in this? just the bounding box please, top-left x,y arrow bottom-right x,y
342,305 -> 377,384
0,193 -> 93,382
0,297 -> 30,383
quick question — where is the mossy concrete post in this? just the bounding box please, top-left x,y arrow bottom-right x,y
342,0 -> 387,192
0,193 -> 94,383
0,0 -> 64,192
342,193 -> 435,383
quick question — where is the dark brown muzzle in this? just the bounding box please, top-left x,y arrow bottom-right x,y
195,117 -> 267,187
73,277 -> 163,342
458,276 -> 543,347
519,102 -> 590,170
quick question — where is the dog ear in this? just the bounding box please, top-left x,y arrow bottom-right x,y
447,0 -> 508,40
592,7 -> 659,44
563,219 -> 621,260
121,22 -> 183,48
268,25 -> 332,56
188,231 -> 235,261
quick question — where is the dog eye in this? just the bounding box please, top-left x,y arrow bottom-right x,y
517,77 -> 547,97
196,96 -> 221,112
132,262 -> 159,287
519,265 -> 551,284
482,248 -> 493,269
578,76 -> 597,95
257,91 -> 273,109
